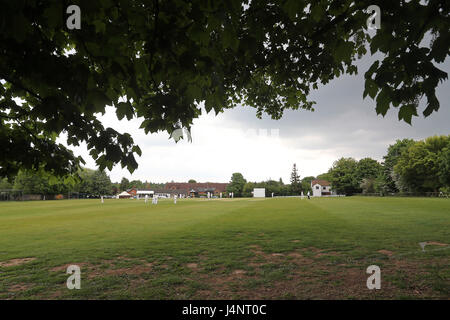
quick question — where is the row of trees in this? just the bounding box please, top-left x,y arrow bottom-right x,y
226,135 -> 449,197
326,135 -> 450,195
226,164 -> 317,198
0,170 -> 174,197
227,174 -> 293,198
0,168 -> 112,197
115,178 -> 165,194
2,135 -> 447,198
0,170 -> 195,197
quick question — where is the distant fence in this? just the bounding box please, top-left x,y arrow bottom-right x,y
0,192 -> 62,201
0,189 -> 23,201
355,192 -> 449,198
273,194 -> 346,198
0,191 -> 86,201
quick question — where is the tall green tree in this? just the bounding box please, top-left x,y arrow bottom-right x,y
0,178 -> 12,190
301,176 -> 315,194
129,179 -> 144,189
92,170 -> 112,195
74,168 -> 112,195
13,169 -> 70,194
75,168 -> 94,194
317,172 -> 332,182
1,0 -> 448,177
355,157 -> 382,193
290,163 -> 302,195
438,144 -> 450,188
119,177 -> 130,191
328,157 -> 360,195
360,178 -> 376,194
242,182 -> 256,198
226,173 -> 247,197
111,183 -> 119,195
394,135 -> 450,192
381,139 -> 416,193
264,179 -> 282,197
355,158 -> 382,181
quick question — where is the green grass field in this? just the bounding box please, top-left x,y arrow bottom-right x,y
0,197 -> 448,299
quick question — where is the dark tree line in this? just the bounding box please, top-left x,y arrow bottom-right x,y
115,177 -> 165,193
227,135 -> 450,197
0,168 -> 112,196
326,135 -> 450,195
2,134 -> 448,197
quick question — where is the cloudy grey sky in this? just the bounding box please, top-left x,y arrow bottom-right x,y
65,54 -> 450,184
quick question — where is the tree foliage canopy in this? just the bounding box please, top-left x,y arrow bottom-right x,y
1,0 -> 448,177
381,138 -> 415,193
355,157 -> 382,181
328,157 -> 360,195
10,167 -> 113,195
325,135 -> 450,195
227,172 -> 247,196
290,163 -> 302,194
393,135 -> 450,192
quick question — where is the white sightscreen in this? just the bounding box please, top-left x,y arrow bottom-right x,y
253,188 -> 266,198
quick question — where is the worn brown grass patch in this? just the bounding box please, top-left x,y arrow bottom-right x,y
181,248 -> 447,299
50,257 -> 154,279
8,283 -> 32,293
100,263 -> 153,277
50,262 -> 90,272
426,241 -> 447,247
378,250 -> 394,257
0,257 -> 36,267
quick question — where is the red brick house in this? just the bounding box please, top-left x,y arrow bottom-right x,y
165,182 -> 228,197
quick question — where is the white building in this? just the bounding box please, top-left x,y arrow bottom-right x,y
311,179 -> 332,197
253,188 -> 266,198
136,190 -> 154,199
117,191 -> 132,199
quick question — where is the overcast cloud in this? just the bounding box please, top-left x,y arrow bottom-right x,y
63,54 -> 450,184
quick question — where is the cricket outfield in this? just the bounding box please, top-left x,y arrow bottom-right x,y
0,197 -> 448,299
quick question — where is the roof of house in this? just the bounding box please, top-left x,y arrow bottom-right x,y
165,182 -> 228,193
118,191 -> 131,196
311,179 -> 331,187
154,189 -> 188,194
195,187 -> 215,192
136,190 -> 154,194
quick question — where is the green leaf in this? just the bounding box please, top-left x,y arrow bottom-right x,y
43,4 -> 63,29
88,89 -> 112,112
375,89 -> 390,116
366,61 -> 380,76
186,83 -> 202,100
334,41 -> 354,63
222,27 -> 239,51
188,24 -> 209,46
205,95 -> 214,113
398,104 -> 418,125
310,4 -> 324,22
363,78 -> 378,99
283,0 -> 302,20
132,145 -> 142,157
93,20 -> 106,34
423,94 -> 439,117
11,13 -> 28,42
116,102 -> 134,120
